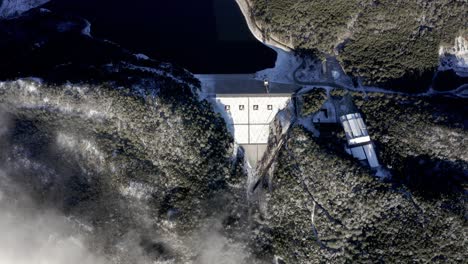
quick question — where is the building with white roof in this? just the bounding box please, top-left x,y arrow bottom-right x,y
340,113 -> 379,168
314,94 -> 380,168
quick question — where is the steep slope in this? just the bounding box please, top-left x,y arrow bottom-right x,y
253,124 -> 466,262
248,0 -> 467,91
254,102 -> 468,263
0,9 -> 255,263
248,89 -> 467,262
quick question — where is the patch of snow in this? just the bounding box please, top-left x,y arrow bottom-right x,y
56,133 -> 105,167
119,181 -> 155,200
81,19 -> 92,37
24,76 -> 43,84
274,256 -> 285,264
0,0 -> 49,19
82,139 -> 105,163
332,70 -> 340,80
1,79 -> 120,120
85,109 -> 105,119
439,36 -> 468,76
375,166 -> 392,180
324,56 -> 354,86
291,57 -> 323,83
17,79 -> 40,93
122,62 -> 196,92
57,133 -> 77,149
39,7 -> 50,13
134,53 -> 150,60
276,101 -> 295,135
66,216 -> 94,233
245,154 -> 256,195
255,47 -> 301,84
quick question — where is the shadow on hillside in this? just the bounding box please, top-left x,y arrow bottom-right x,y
433,69 -> 468,92
400,155 -> 467,199
0,113 -> 102,211
301,122 -> 467,204
0,8 -> 199,92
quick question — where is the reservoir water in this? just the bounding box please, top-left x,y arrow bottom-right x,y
43,0 -> 276,74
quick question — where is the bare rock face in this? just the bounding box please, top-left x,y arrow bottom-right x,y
439,36 -> 468,74
0,0 -> 49,18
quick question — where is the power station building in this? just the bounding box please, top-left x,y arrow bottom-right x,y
314,94 -> 380,168
340,113 -> 379,168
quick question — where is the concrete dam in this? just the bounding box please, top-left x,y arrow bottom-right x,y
196,74 -> 299,167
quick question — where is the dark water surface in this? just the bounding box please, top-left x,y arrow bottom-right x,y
43,0 -> 276,73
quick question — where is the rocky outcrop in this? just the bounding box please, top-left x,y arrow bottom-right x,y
439,35 -> 468,76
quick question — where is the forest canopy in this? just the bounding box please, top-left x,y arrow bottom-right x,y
250,0 -> 467,86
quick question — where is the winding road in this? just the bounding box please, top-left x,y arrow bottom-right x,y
292,58 -> 468,98
235,0 -> 467,98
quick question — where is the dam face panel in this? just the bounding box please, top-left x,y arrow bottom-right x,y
215,95 -> 290,167
196,74 -> 296,167
215,96 -> 290,144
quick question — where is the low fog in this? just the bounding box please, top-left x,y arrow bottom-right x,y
0,168 -> 251,264
0,107 -> 109,263
0,169 -> 109,264
0,106 -> 254,263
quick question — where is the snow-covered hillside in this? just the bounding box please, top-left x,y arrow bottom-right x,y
0,0 -> 49,18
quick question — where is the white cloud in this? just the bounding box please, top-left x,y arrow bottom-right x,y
0,169 -> 109,264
